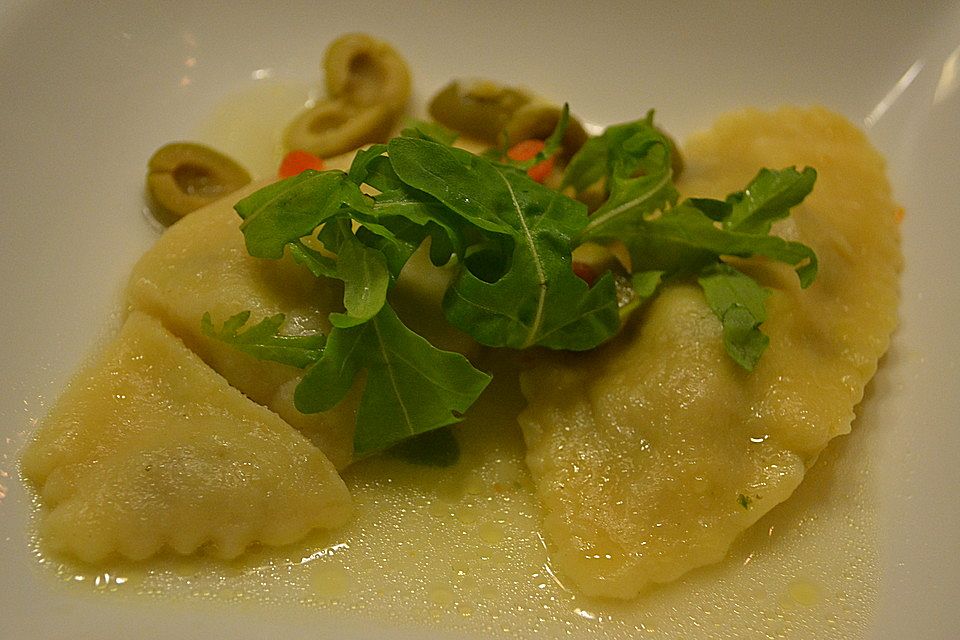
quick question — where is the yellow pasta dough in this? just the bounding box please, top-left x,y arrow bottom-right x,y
126,183 -> 358,468
20,311 -> 351,563
20,102 -> 899,632
126,180 -> 476,470
518,107 -> 901,598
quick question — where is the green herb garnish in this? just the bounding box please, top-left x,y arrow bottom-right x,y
200,311 -> 325,368
204,108 -> 818,456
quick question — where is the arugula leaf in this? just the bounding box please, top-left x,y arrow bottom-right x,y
328,234 -> 391,329
588,193 -> 815,368
573,118 -> 679,242
400,119 -> 459,145
539,104 -> 570,160
561,111 -> 676,215
347,144 -> 390,186
631,270 -> 665,300
564,114 -> 816,368
346,149 -> 465,271
201,311 -> 325,368
294,305 -> 491,455
235,170 -> 348,259
562,120 -> 636,194
387,137 -> 515,236
697,264 -> 771,371
288,241 -> 338,279
211,107 -> 821,455
388,136 -> 621,350
725,167 -> 817,233
617,202 -> 818,288
363,188 -> 463,270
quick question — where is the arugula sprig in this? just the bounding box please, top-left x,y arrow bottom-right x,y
204,108 -> 819,456
568,116 -> 817,370
387,136 -> 620,350
200,311 -> 325,368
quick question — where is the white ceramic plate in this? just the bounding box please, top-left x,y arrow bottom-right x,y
1,1 -> 958,638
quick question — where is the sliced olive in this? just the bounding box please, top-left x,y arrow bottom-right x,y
146,142 -> 250,218
428,79 -> 532,144
503,102 -> 590,161
284,99 -> 393,158
284,33 -> 411,157
323,33 -> 411,112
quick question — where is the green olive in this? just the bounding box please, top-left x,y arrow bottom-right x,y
284,33 -> 411,157
503,102 -> 589,161
428,79 -> 533,144
146,142 -> 250,218
323,33 -> 411,112
284,99 -> 393,158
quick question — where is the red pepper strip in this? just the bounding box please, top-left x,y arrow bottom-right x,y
279,150 -> 326,178
506,139 -> 555,183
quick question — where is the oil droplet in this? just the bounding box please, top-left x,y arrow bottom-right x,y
92,572 -> 129,589
574,607 -> 597,620
478,521 -> 505,544
456,505 -> 478,525
464,476 -> 485,496
311,564 -> 351,600
436,480 -> 464,504
428,583 -> 456,607
428,501 -> 450,518
787,580 -> 822,606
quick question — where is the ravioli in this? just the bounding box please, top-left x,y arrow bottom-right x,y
20,311 -> 351,563
518,107 -> 901,598
126,182 -> 477,470
125,183 -> 359,468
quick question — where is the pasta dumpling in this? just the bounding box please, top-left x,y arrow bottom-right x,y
20,311 -> 351,563
126,181 -> 477,470
518,107 -> 901,598
126,183 -> 358,468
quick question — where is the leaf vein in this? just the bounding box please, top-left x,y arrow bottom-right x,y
495,168 -> 547,348
371,316 -> 416,436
